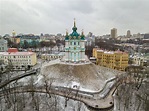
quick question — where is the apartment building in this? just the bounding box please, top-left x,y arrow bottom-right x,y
0,36 -> 8,52
93,48 -> 128,71
130,53 -> 149,66
0,48 -> 37,68
10,37 -> 20,44
111,28 -> 117,39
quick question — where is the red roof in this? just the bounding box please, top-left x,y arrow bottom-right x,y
7,48 -> 18,53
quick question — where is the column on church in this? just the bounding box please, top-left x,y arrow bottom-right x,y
69,52 -> 72,61
79,52 -> 82,61
66,52 -> 69,61
65,41 -> 68,48
72,52 -> 74,62
68,52 -> 69,61
76,52 -> 78,61
78,52 -> 80,61
82,51 -> 85,61
79,52 -> 81,61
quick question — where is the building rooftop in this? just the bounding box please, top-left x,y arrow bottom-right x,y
104,51 -> 114,54
42,52 -> 65,56
0,52 -> 35,56
7,48 -> 18,53
96,48 -> 128,54
0,48 -> 35,56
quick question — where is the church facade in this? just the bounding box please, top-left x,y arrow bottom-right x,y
64,21 -> 86,62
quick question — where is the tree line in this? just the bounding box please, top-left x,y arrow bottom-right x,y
5,38 -> 65,50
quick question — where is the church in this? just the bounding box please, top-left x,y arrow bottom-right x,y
64,20 -> 86,62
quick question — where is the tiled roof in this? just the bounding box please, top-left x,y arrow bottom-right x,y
7,48 -> 18,53
0,48 -> 35,56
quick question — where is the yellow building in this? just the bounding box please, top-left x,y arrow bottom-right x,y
0,48 -> 37,68
93,48 -> 128,71
10,37 -> 20,44
93,48 -> 98,58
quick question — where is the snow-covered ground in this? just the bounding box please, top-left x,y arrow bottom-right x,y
40,59 -> 121,91
0,58 -> 126,111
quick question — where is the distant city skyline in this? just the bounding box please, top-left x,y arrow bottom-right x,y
0,0 -> 149,36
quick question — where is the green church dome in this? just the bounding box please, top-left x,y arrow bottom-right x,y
65,20 -> 85,40
65,30 -> 69,40
80,34 -> 85,40
69,31 -> 80,38
69,20 -> 80,39
80,31 -> 85,40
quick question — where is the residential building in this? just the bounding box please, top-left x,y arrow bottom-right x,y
85,32 -> 95,46
0,36 -> 8,52
20,34 -> 40,47
63,20 -> 86,62
111,28 -> 117,39
144,33 -> 149,39
10,36 -> 20,44
93,48 -> 129,71
132,33 -> 144,39
0,48 -> 37,68
130,53 -> 149,66
127,30 -> 131,38
89,57 -> 96,64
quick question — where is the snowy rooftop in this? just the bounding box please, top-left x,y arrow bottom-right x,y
96,49 -> 127,54
104,51 -> 114,54
41,52 -> 65,56
0,52 -> 35,56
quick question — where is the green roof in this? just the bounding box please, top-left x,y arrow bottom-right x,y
65,21 -> 85,40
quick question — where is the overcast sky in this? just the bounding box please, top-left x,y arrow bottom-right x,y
0,0 -> 149,36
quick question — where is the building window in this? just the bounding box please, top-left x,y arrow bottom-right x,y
74,42 -> 76,45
